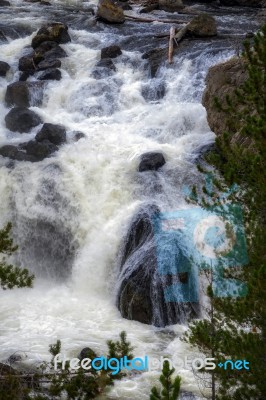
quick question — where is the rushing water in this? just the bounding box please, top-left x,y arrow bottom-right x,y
0,1 -> 260,398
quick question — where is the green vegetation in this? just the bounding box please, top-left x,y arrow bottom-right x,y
0,222 -> 34,289
184,24 -> 266,400
0,331 -> 134,400
150,360 -> 181,400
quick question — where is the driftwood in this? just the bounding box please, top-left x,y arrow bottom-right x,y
168,26 -> 176,64
168,23 -> 189,64
125,14 -> 185,24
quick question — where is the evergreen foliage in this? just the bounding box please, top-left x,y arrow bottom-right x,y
184,24 -> 266,400
150,360 -> 181,400
0,222 -> 34,289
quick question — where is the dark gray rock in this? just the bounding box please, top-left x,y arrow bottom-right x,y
5,107 -> 42,133
92,58 -> 116,79
73,131 -> 85,141
37,58 -> 61,70
5,81 -> 44,107
117,204 -> 200,327
36,123 -> 66,145
79,347 -> 97,361
38,68 -> 61,81
0,145 -> 36,162
0,0 -> 10,6
141,80 -> 165,102
101,45 -> 122,59
0,61 -> 10,77
139,152 -> 166,172
142,48 -> 166,78
32,23 -> 71,49
23,139 -> 58,161
18,55 -> 36,72
44,45 -> 67,60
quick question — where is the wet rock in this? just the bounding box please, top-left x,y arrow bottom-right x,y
141,80 -> 165,102
139,0 -> 159,13
117,205 -> 199,326
34,40 -> 58,54
73,131 -> 85,141
36,123 -> 67,145
187,14 -> 217,37
0,145 -> 36,162
0,0 -> 10,5
37,58 -> 61,70
142,48 -> 166,78
19,71 -> 33,81
97,0 -> 125,24
79,348 -> 97,361
5,107 -> 42,133
40,0 -> 52,5
101,45 -> 122,59
32,22 -> 71,49
23,140 -> 58,161
92,58 -> 116,79
5,81 -> 44,107
158,0 -> 184,12
18,55 -> 36,72
44,45 -> 67,60
0,30 -> 7,42
139,152 -> 166,172
0,61 -> 10,77
220,0 -> 264,6
38,68 -> 61,80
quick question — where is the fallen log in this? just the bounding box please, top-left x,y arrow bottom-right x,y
168,26 -> 176,64
125,14 -> 185,24
167,23 -> 188,63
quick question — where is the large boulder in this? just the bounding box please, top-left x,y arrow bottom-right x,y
5,81 -> 44,107
5,107 -> 42,133
158,0 -> 184,12
139,152 -> 166,172
35,123 -> 67,145
37,58 -> 61,71
32,22 -> 71,49
117,205 -> 199,326
97,0 -> 125,24
101,45 -> 122,59
187,14 -> 217,37
0,61 -> 10,77
202,57 -> 247,137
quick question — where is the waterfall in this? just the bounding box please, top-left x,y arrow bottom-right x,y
0,1 -> 259,398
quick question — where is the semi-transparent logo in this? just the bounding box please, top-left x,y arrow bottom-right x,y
152,175 -> 248,302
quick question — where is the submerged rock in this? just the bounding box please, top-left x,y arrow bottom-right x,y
139,152 -> 166,172
0,0 -> 10,5
97,0 -> 125,24
187,14 -> 217,37
0,145 -> 36,162
101,45 -> 122,59
5,107 -> 42,133
5,81 -> 45,107
142,48 -> 166,78
36,123 -> 66,145
0,61 -> 10,77
92,58 -> 116,79
141,80 -> 165,102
